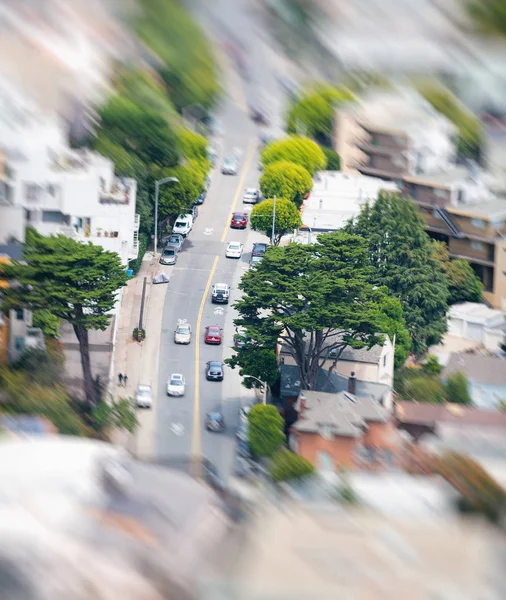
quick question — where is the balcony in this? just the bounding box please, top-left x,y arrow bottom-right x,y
99,179 -> 133,205
449,238 -> 495,267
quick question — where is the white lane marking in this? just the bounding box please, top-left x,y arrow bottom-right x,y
204,228 -> 214,236
214,307 -> 224,315
169,423 -> 185,436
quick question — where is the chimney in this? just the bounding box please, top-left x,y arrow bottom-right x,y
348,372 -> 357,395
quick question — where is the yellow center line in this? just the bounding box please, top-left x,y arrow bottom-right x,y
220,140 -> 257,243
191,254 -> 219,458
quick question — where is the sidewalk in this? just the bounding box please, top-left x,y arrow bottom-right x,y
112,253 -> 169,459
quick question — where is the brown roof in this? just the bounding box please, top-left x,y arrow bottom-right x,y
442,353 -> 506,386
395,401 -> 506,427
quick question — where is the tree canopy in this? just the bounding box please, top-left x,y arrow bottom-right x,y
225,344 -> 280,390
270,448 -> 315,482
321,146 -> 341,171
465,0 -> 506,36
233,231 -> 404,390
261,136 -> 327,176
0,229 -> 128,407
286,84 -> 355,146
260,160 -> 313,207
153,164 -> 203,220
444,371 -> 472,405
248,404 -> 285,457
250,198 -> 302,245
432,241 -> 483,305
345,193 -> 449,356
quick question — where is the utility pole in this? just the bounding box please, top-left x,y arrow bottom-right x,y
153,177 -> 179,258
271,195 -> 276,246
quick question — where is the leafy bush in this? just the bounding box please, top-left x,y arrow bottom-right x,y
260,160 -> 313,207
250,197 -> 302,245
444,371 -> 472,405
423,354 -> 442,376
248,404 -> 285,457
270,448 -> 315,482
435,452 -> 506,522
130,233 -> 148,275
321,146 -> 341,170
133,328 -> 146,342
395,368 -> 445,404
261,136 -> 327,176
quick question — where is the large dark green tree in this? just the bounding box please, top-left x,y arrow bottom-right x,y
345,193 -> 449,356
233,231 -> 406,390
0,229 -> 128,407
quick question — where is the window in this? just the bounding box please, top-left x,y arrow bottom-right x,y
434,188 -> 448,199
457,189 -> 465,204
470,218 -> 485,229
383,354 -> 387,367
42,211 -> 65,223
25,183 -> 40,201
15,336 -> 25,352
15,309 -> 24,321
470,241 -> 484,251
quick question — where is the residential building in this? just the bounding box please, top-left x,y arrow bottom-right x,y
0,78 -> 140,268
295,171 -> 397,243
446,302 -> 506,353
401,165 -> 506,308
441,353 -> 506,410
279,332 -> 395,409
291,388 -> 396,469
335,88 -> 458,180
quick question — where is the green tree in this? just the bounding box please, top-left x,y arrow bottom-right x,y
444,371 -> 472,405
250,198 -> 302,245
395,368 -> 445,404
248,404 -> 285,457
261,136 -> 327,176
377,296 -> 411,369
97,95 -> 180,167
287,84 -> 355,146
135,0 -> 220,112
32,309 -> 61,338
270,448 -> 315,482
432,241 -> 482,305
154,164 -> 203,221
417,82 -> 482,159
225,344 -> 279,390
345,193 -> 449,356
234,232 -> 401,390
466,0 -> 506,36
260,161 -> 313,207
178,128 -> 209,163
0,229 -> 128,407
91,397 -> 138,436
321,146 -> 341,170
13,346 -> 64,387
423,354 -> 442,376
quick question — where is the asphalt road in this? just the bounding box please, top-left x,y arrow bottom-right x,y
155,97 -> 262,480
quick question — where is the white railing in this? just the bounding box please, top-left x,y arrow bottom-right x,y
134,213 -> 140,230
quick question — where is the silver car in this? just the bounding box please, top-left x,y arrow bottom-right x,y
222,157 -> 238,175
160,247 -> 177,265
243,188 -> 259,204
134,384 -> 152,409
174,323 -> 192,344
166,373 -> 186,397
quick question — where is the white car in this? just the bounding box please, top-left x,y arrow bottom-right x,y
172,214 -> 193,237
166,373 -> 186,396
243,188 -> 259,204
211,283 -> 230,304
135,384 -> 152,408
174,323 -> 192,344
226,241 -> 243,259
222,157 -> 238,175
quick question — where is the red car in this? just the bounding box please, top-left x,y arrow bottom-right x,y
230,212 -> 248,229
204,325 -> 223,345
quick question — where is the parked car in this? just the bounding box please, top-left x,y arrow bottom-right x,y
174,323 -> 191,344
222,157 -> 238,175
134,384 -> 152,409
226,241 -> 243,259
172,214 -> 193,237
166,373 -> 186,396
250,105 -> 270,125
206,361 -> 224,381
237,439 -> 252,458
235,456 -> 253,478
204,325 -> 223,345
249,255 -> 263,269
236,421 -> 248,442
230,212 -> 248,229
165,234 -> 184,253
239,405 -> 252,424
159,247 -> 177,266
190,205 -> 199,220
251,242 -> 267,257
204,174 -> 211,190
243,188 -> 259,204
195,190 -> 206,205
205,411 -> 225,432
211,283 -> 230,304
233,332 -> 247,348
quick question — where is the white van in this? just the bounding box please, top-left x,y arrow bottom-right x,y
172,214 -> 193,237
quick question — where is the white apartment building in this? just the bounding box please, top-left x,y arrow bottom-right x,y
0,79 -> 139,268
295,171 -> 398,243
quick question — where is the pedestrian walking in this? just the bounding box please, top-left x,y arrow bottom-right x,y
118,373 -> 124,387
123,374 -> 128,387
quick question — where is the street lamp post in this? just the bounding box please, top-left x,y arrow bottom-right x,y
271,195 -> 277,246
244,375 -> 268,404
154,177 -> 179,258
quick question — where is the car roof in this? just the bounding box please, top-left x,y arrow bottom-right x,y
214,282 -> 229,288
207,325 -> 220,331
245,188 -> 257,193
228,241 -> 242,246
253,242 -> 267,247
177,323 -> 190,329
137,384 -> 151,391
232,212 -> 247,217
169,233 -> 183,239
207,411 -> 224,419
208,361 -> 222,367
170,373 -> 184,380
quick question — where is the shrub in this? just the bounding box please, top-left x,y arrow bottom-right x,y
444,370 -> 472,405
133,328 -> 146,341
130,232 -> 148,275
261,136 -> 327,176
248,404 -> 285,457
423,354 -> 442,376
321,146 -> 341,170
270,448 -> 315,482
260,160 -> 313,207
